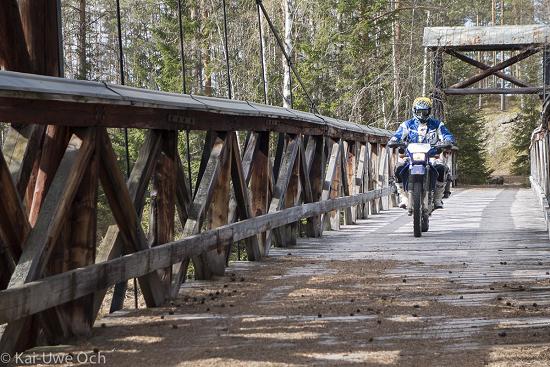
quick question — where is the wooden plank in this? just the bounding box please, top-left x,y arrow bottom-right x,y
250,132 -> 271,255
171,133 -> 230,292
369,143 -> 379,215
0,129 -> 95,354
320,139 -> 341,231
444,49 -> 532,88
52,138 -> 99,337
92,130 -> 163,318
278,141 -> 301,247
0,0 -> 32,72
2,125 -> 45,200
0,186 -> 392,325
423,25 -> 550,50
175,155 -> 192,226
229,133 -> 261,261
149,131 -> 177,293
355,144 -> 367,218
197,134 -> 232,279
0,149 -> 30,264
328,146 -> 342,231
449,48 -> 540,89
444,87 -> 543,95
305,136 -> 323,237
97,129 -> 166,308
341,141 -> 354,225
27,126 -> 72,226
266,135 -> 300,251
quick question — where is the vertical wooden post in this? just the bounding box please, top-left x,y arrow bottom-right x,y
433,47 -> 445,121
280,146 -> 300,246
329,142 -> 342,231
305,136 -> 323,237
379,144 -> 389,210
250,132 -> 270,254
344,141 -> 356,224
57,134 -> 98,336
369,142 -> 379,214
190,133 -> 232,279
149,131 -> 177,293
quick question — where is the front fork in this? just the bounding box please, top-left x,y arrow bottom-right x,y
408,173 -> 434,215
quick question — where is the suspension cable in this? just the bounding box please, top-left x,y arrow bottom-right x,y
257,3 -> 268,104
177,0 -> 193,194
177,0 -> 188,94
222,0 -> 232,99
256,0 -> 317,113
113,0 -> 138,311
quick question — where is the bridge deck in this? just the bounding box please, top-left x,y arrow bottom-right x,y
30,188 -> 550,366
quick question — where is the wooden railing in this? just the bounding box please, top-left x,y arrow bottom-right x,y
530,97 -> 550,229
0,71 -> 396,353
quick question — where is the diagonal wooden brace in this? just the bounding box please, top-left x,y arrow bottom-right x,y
449,47 -> 540,89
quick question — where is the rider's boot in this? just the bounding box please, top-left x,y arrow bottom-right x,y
434,181 -> 446,209
396,182 -> 408,209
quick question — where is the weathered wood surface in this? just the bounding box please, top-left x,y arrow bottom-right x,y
444,87 -> 543,95
46,187 -> 550,367
0,187 -> 391,324
444,49 -> 533,88
449,48 -> 540,89
423,25 -> 550,50
0,71 -> 392,142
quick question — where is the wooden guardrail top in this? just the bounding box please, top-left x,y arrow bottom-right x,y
423,25 -> 550,51
0,71 -> 392,142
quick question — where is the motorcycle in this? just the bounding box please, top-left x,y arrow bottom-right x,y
389,141 -> 452,237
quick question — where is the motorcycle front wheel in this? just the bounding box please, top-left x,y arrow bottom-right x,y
412,182 -> 422,237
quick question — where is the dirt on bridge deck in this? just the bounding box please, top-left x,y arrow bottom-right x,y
19,187 -> 550,367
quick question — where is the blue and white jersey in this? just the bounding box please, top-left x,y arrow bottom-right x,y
393,117 -> 455,145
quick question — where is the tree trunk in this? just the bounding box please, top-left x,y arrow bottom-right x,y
282,0 -> 294,108
391,0 -> 400,122
77,0 -> 87,80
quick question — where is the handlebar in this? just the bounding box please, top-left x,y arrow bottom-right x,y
388,141 -> 453,150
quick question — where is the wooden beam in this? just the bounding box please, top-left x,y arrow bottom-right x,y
250,132 -> 271,254
0,149 -> 30,263
97,129 -> 166,308
171,133 -> 230,291
149,131 -> 177,293
320,139 -> 341,231
200,134 -> 232,278
92,130 -> 163,318
449,48 -> 540,89
229,133 -> 261,261
175,155 -> 192,226
444,87 -> 543,95
0,186 -> 393,325
52,139 -> 99,337
444,49 -> 532,88
305,136 -> 323,237
2,125 -> 46,200
341,141 -> 355,225
266,135 -> 300,251
355,144 -> 367,219
27,126 -> 72,225
0,129 -> 95,354
0,0 -> 32,72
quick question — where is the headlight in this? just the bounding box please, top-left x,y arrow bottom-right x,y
412,152 -> 426,161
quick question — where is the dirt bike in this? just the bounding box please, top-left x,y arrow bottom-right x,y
389,141 -> 452,237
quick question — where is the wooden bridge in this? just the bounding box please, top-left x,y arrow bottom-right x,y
1,2 -> 550,366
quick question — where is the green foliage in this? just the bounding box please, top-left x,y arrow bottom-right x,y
511,98 -> 540,176
445,97 -> 492,184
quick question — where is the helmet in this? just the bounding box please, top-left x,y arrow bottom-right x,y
412,97 -> 432,122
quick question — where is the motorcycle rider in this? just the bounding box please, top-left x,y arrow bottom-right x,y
389,97 -> 455,210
